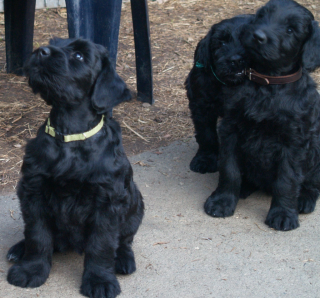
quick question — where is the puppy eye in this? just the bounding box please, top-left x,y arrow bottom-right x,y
220,41 -> 226,46
73,52 -> 84,61
287,27 -> 294,34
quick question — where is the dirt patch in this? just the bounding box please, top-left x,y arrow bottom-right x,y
0,0 -> 320,193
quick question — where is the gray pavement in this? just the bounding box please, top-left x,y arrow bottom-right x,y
0,138 -> 319,298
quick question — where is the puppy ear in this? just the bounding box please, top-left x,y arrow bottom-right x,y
302,21 -> 320,72
194,29 -> 212,69
91,54 -> 132,113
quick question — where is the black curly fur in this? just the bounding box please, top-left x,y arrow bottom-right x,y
185,15 -> 253,174
205,0 -> 320,231
6,38 -> 144,298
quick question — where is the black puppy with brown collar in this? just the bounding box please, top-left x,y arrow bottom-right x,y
6,38 -> 144,298
205,0 -> 320,231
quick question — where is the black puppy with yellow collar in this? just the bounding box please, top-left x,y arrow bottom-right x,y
6,38 -> 144,298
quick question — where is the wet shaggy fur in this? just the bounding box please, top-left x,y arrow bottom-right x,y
6,38 -> 144,298
185,15 -> 253,174
204,0 -> 320,231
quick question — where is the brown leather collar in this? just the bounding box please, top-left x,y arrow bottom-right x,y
245,67 -> 302,85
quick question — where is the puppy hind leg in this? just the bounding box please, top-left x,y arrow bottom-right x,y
298,185 -> 319,214
190,115 -> 220,174
115,235 -> 136,275
7,239 -> 25,262
116,198 -> 143,275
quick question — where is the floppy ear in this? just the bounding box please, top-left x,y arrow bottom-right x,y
302,21 -> 320,72
194,27 -> 213,69
91,54 -> 132,113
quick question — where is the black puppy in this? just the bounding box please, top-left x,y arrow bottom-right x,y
6,38 -> 144,298
185,15 -> 253,174
204,0 -> 320,231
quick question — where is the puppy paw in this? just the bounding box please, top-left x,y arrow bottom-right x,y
265,207 -> 299,231
190,153 -> 218,174
298,189 -> 318,214
7,240 -> 25,262
204,192 -> 238,217
81,272 -> 121,298
115,247 -> 136,275
7,260 -> 51,288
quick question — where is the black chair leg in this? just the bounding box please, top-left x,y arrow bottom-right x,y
131,0 -> 153,104
65,0 -> 95,42
93,0 -> 122,66
65,0 -> 153,104
65,0 -> 122,67
4,0 -> 36,75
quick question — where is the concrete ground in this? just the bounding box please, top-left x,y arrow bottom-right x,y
0,138 -> 319,298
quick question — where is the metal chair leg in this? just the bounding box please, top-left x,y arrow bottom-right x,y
65,0 -> 122,67
131,0 -> 153,104
65,0 -> 153,104
65,0 -> 94,42
4,0 -> 36,75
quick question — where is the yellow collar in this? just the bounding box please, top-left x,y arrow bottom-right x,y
45,115 -> 105,142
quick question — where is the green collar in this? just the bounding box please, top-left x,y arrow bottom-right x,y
195,61 -> 227,85
45,115 -> 105,142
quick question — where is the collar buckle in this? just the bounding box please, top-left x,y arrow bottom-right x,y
54,131 -> 65,142
245,68 -> 253,81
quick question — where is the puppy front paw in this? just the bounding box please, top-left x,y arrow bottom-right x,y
265,207 -> 299,231
7,260 -> 51,288
190,152 -> 218,174
81,271 -> 121,298
115,246 -> 136,275
204,192 -> 238,217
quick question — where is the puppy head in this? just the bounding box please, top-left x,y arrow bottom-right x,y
241,0 -> 317,73
24,38 -> 131,112
195,15 -> 253,85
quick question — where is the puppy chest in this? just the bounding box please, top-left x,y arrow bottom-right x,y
238,123 -> 298,168
52,196 -> 92,229
44,182 -> 96,227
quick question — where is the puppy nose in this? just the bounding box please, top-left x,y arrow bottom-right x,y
230,55 -> 244,67
39,47 -> 51,57
253,29 -> 267,44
